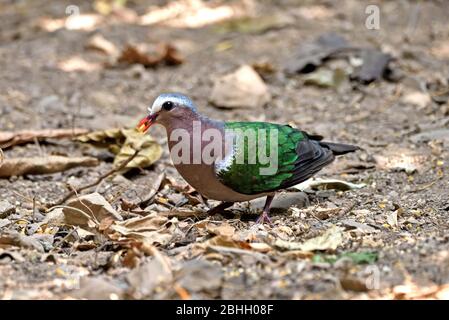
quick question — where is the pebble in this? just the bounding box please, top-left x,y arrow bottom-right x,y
0,200 -> 15,218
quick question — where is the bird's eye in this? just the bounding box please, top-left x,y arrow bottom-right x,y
162,101 -> 174,111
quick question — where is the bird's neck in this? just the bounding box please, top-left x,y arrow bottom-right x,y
164,111 -> 223,135
163,110 -> 225,164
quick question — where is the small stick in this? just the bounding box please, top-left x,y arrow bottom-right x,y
44,150 -> 140,210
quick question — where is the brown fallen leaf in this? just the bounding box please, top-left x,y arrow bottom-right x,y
55,193 -> 123,229
0,230 -> 44,252
117,43 -> 183,68
76,128 -> 162,171
273,225 -> 344,252
206,222 -> 235,237
205,235 -> 251,250
160,209 -> 206,219
340,276 -> 369,292
85,34 -> 119,57
0,128 -> 89,149
0,156 -> 98,178
248,242 -> 271,253
214,14 -> 292,34
393,283 -> 449,300
109,213 -> 178,246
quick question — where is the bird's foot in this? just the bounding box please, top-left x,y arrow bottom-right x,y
255,195 -> 274,225
256,211 -> 272,225
198,194 -> 211,209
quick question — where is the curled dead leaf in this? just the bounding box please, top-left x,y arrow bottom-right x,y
206,223 -> 235,237
109,213 -> 178,246
274,225 -> 344,252
293,178 -> 366,192
117,43 -> 183,68
0,128 -> 89,149
0,230 -> 44,252
0,156 -> 98,178
60,193 -> 123,229
76,128 -> 162,171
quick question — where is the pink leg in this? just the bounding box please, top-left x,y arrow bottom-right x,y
256,195 -> 274,224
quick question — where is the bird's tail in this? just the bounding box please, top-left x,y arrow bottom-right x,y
319,141 -> 360,155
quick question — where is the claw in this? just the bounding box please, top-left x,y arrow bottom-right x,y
256,212 -> 272,225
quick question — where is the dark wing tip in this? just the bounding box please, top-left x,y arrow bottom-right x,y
318,141 -> 360,155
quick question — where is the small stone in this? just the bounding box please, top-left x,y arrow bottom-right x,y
210,65 -> 271,109
410,129 -> 449,143
245,192 -> 309,212
402,91 -> 431,108
0,200 -> 15,218
341,219 -> 379,234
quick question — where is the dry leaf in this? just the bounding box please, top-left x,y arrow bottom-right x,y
206,223 -> 235,237
205,235 -> 250,249
117,43 -> 183,68
61,193 -> 123,229
138,0 -> 246,28
86,34 -> 119,57
76,128 -> 162,171
393,283 -> 449,300
0,230 -> 44,252
110,213 -> 178,246
374,147 -> 427,174
214,14 -> 291,34
341,219 -> 379,234
248,242 -> 271,253
0,128 -> 89,149
304,68 -> 346,88
0,156 -> 98,178
274,225 -> 344,252
386,211 -> 398,228
293,179 -> 366,192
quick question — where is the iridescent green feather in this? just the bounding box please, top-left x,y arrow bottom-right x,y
217,122 -> 305,194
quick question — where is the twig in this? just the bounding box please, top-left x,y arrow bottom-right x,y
47,205 -> 100,225
409,178 -> 441,193
43,150 -> 140,210
404,1 -> 421,42
69,185 -> 99,225
50,228 -> 78,252
137,171 -> 166,208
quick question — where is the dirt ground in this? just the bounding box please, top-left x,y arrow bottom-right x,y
0,0 -> 448,300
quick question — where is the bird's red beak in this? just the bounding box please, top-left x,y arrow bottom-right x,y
137,114 -> 158,133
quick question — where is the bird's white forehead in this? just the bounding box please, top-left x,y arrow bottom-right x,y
148,94 -> 192,114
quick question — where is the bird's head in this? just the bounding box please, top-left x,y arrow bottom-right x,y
137,93 -> 197,133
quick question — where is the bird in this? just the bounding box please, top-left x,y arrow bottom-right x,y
137,93 -> 359,224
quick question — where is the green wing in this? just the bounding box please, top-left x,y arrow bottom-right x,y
216,122 -> 303,194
